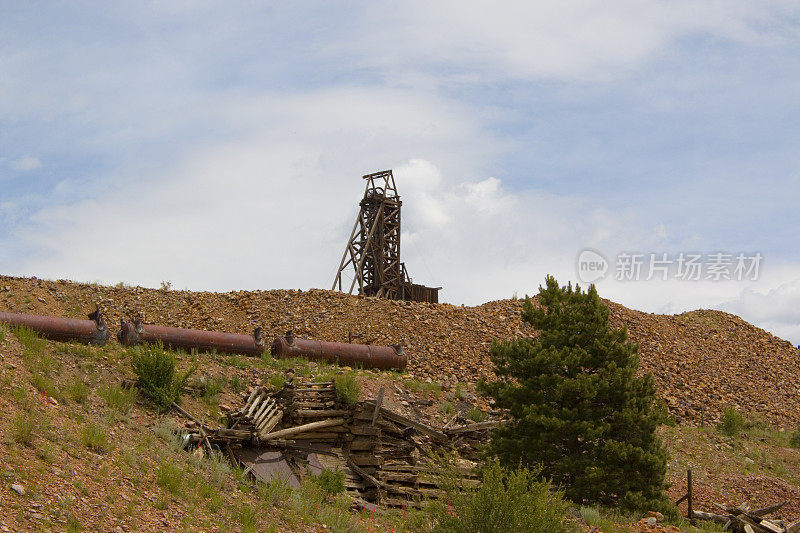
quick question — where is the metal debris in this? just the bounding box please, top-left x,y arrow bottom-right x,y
271,330 -> 407,370
118,318 -> 265,356
0,305 -> 109,345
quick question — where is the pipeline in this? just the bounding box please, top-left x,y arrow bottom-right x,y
117,318 -> 266,357
0,306 -> 109,345
270,330 -> 407,370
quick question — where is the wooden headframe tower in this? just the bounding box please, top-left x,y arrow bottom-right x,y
332,170 -> 440,303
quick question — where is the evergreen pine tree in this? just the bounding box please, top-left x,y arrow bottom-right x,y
481,276 -> 671,512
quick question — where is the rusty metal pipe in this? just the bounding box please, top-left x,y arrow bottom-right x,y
270,331 -> 407,370
0,306 -> 109,345
118,319 -> 265,357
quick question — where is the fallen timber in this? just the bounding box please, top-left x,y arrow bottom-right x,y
0,306 -> 109,345
689,501 -> 800,533
179,380 -> 497,508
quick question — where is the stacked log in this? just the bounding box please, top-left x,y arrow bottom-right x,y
178,379 -> 487,508
692,502 -> 800,533
443,420 -> 502,460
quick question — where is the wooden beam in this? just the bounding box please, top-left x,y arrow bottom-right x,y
260,418 -> 346,441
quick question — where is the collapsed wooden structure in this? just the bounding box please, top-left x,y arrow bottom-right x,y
692,501 -> 800,533
182,379 -> 499,508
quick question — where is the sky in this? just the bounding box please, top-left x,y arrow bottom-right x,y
1,1 -> 799,343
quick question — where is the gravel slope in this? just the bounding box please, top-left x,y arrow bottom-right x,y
2,275 -> 798,426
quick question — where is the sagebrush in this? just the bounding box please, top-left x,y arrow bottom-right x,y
334,372 -> 360,405
130,344 -> 195,411
429,458 -> 574,533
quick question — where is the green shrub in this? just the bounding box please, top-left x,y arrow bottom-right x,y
156,458 -> 185,494
429,459 -> 574,533
290,480 -> 326,519
440,400 -> 456,417
230,375 -> 245,394
334,373 -> 360,405
65,379 -> 90,404
130,344 -> 195,411
578,506 -> 650,533
237,502 -> 258,533
717,406 -> 746,437
268,373 -> 287,390
312,468 -> 346,495
80,423 -> 108,453
789,426 -> 800,449
30,373 -> 61,400
153,418 -> 184,451
11,413 -> 35,445
579,506 -> 620,533
98,384 -> 137,413
193,375 -> 226,405
466,407 -> 488,423
12,325 -> 46,355
404,378 -> 443,394
11,387 -> 35,411
453,383 -> 467,401
66,517 -> 83,533
289,479 -> 354,532
13,326 -> 60,376
257,478 -> 292,506
224,354 -> 250,369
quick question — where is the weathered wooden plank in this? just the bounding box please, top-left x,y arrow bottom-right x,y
350,425 -> 381,437
371,387 -> 384,426
349,453 -> 383,466
294,401 -> 336,409
257,411 -> 284,435
290,432 -> 353,440
253,400 -> 277,427
349,438 -> 378,451
245,392 -> 265,418
295,409 -> 352,417
445,421 -> 502,434
261,418 -> 346,440
362,401 -> 447,442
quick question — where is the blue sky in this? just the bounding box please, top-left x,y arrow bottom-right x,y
2,2 -> 800,342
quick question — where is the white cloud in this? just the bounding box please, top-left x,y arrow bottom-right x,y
720,278 -> 800,344
357,1 -> 797,82
8,87 -> 498,291
10,157 -> 42,172
2,2 -> 800,348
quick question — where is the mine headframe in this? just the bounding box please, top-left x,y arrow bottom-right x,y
332,169 -> 440,303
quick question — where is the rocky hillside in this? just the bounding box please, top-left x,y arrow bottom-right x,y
1,275 -> 799,426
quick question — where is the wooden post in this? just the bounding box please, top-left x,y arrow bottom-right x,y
687,469 -> 694,524
371,387 -> 385,426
